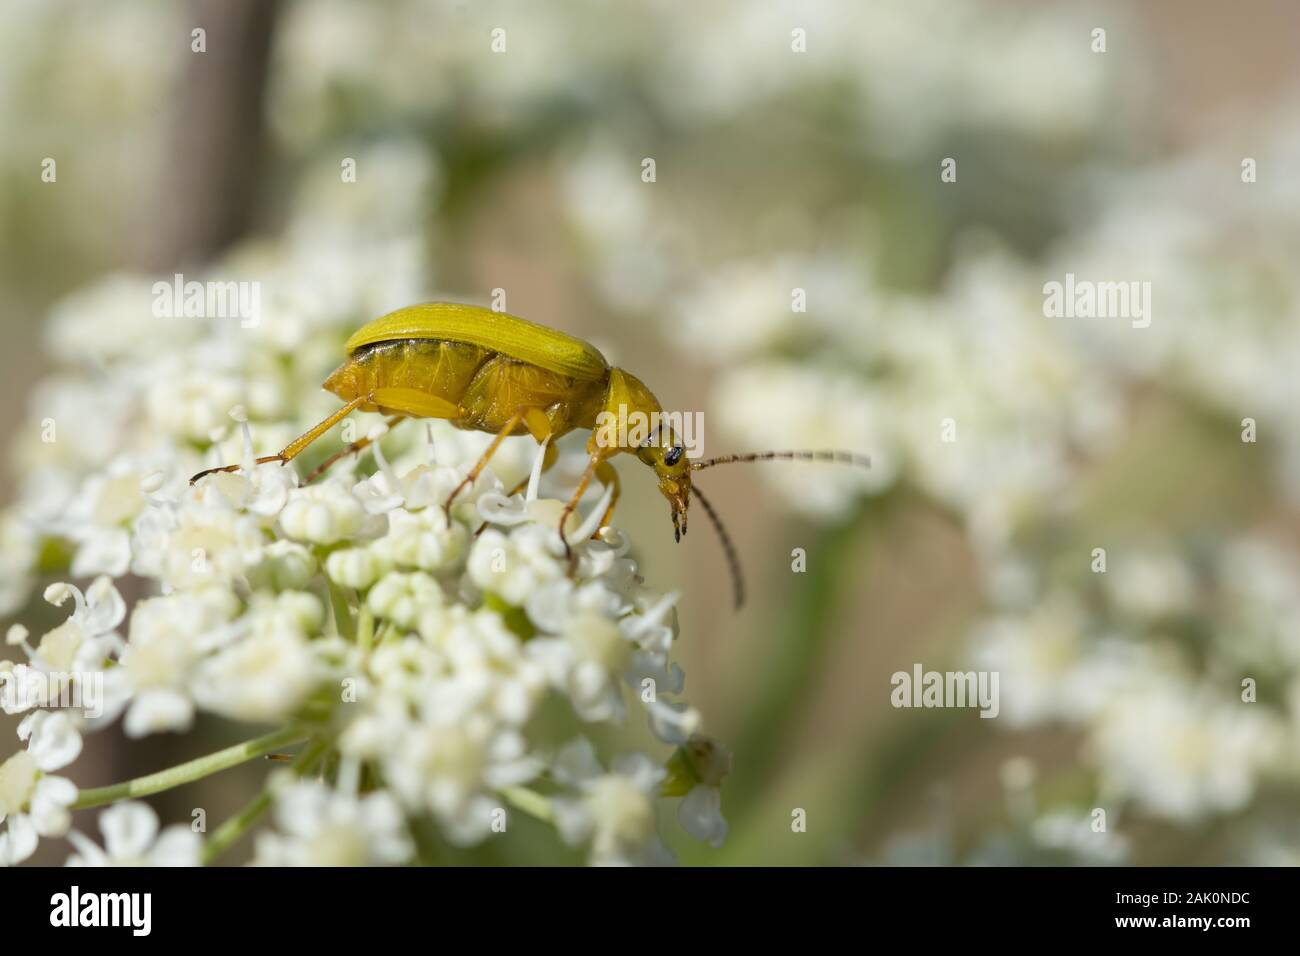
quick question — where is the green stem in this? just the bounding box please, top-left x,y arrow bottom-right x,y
71,726 -> 307,810
357,605 -> 374,653
727,503 -> 871,806
201,736 -> 331,865
327,579 -> 356,642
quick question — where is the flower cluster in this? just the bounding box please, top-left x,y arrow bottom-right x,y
0,141 -> 727,866
2,399 -> 727,866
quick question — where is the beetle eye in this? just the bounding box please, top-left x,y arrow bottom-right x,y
664,445 -> 683,466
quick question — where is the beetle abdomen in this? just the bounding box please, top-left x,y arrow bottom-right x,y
323,337 -> 609,437
324,339 -> 487,408
456,352 -> 604,436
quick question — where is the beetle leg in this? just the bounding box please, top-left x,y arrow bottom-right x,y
303,415 -> 406,485
558,454 -> 601,572
191,396 -> 369,484
190,455 -> 291,483
443,411 -> 525,522
592,460 -> 621,538
522,407 -> 553,444
473,440 -> 559,538
369,387 -> 460,420
278,396 -> 372,462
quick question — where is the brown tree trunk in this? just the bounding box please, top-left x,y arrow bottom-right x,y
144,0 -> 281,270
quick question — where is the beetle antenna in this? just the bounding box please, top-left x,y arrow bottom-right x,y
690,484 -> 744,611
690,450 -> 870,471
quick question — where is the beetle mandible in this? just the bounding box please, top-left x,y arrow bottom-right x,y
191,302 -> 870,608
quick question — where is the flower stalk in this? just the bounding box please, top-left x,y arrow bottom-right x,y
202,736 -> 332,864
71,726 -> 308,810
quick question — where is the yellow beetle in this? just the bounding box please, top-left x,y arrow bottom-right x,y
192,302 -> 869,607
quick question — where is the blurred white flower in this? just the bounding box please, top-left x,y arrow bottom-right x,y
1104,549 -> 1197,621
189,593 -> 322,723
385,711 -> 537,846
675,254 -> 876,363
551,738 -> 671,866
1089,680 -> 1284,823
18,578 -> 126,692
1029,810 -> 1128,866
98,590 -> 241,737
367,570 -> 443,631
65,801 -> 200,867
714,362 -> 893,517
971,594 -> 1152,727
280,481 -> 368,545
0,712 -> 80,866
253,774 -> 411,867
469,526 -> 566,606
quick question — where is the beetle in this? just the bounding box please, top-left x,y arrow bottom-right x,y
191,302 -> 870,608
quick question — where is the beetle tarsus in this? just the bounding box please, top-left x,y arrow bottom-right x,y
558,521 -> 580,577
189,463 -> 240,484
189,455 -> 286,485
442,483 -> 470,525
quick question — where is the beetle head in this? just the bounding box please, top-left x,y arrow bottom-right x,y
636,432 -> 692,539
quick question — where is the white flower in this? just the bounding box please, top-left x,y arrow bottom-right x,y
666,735 -> 731,849
468,526 -> 566,607
34,577 -> 126,674
1104,549 -> 1196,621
3,579 -> 127,716
677,785 -> 728,849
713,362 -> 892,517
551,738 -> 670,866
325,546 -> 389,590
280,481 -> 367,545
253,775 -> 411,866
131,490 -> 267,591
65,802 -> 201,866
525,580 -> 697,740
969,594 -> 1150,727
0,515 -> 38,616
246,540 -> 318,592
99,591 -> 240,737
199,459 -> 297,519
47,274 -> 196,366
527,603 -> 633,723
367,570 -> 443,630
1030,810 -> 1128,865
60,454 -> 164,577
415,606 -> 548,727
145,368 -> 246,443
675,254 -> 874,362
384,711 -> 538,846
1219,538 -> 1300,668
1089,680 -> 1284,823
369,505 -> 466,572
19,711 -> 84,770
190,593 -> 323,723
0,712 -> 81,866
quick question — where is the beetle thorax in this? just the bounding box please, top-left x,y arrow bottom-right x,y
589,368 -> 666,453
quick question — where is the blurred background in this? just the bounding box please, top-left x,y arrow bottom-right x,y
4,0 -> 1300,865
